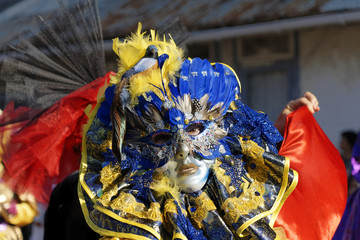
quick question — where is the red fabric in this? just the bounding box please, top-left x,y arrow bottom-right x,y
0,102 -> 36,125
275,106 -> 347,239
2,72 -> 113,203
0,102 -> 33,145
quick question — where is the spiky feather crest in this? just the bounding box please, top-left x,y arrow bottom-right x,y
112,22 -> 184,84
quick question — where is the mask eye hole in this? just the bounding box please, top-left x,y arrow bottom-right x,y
151,132 -> 173,145
186,122 -> 204,136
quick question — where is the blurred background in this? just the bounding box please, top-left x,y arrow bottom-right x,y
0,0 -> 359,150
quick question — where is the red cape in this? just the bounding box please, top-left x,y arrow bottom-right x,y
276,106 -> 347,239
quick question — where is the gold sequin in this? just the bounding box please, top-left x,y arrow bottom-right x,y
100,164 -> 122,190
221,181 -> 265,223
212,160 -> 236,194
109,192 -> 162,222
189,192 -> 216,229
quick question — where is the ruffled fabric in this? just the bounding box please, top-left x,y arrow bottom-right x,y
79,88 -> 297,240
1,72 -> 112,203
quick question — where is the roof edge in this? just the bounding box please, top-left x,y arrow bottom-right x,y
187,10 -> 360,43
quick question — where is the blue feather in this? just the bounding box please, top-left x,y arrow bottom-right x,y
158,53 -> 169,69
207,62 -> 223,107
209,63 -> 238,112
164,108 -> 183,127
169,81 -> 180,100
149,83 -> 166,99
135,92 -> 163,117
189,58 -> 210,99
188,58 -> 199,98
218,63 -> 238,111
178,59 -> 191,96
97,85 -> 116,128
170,58 -> 240,116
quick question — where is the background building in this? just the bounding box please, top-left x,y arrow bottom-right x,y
1,0 -> 360,148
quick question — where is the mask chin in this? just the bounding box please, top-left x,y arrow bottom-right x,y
161,158 -> 214,193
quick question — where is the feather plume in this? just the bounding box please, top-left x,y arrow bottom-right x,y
1,0 -> 106,110
178,59 -> 190,97
189,58 -> 208,99
175,94 -> 192,117
112,23 -> 184,108
171,58 -> 240,121
150,175 -> 181,203
111,105 -> 126,160
112,23 -> 183,85
141,104 -> 164,126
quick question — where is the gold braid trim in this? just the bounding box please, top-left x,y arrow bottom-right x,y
164,199 -> 177,214
97,185 -> 118,207
221,180 -> 265,223
0,225 -> 23,240
212,160 -> 236,194
100,164 -> 122,190
239,136 -> 265,161
108,192 -> 161,222
163,199 -> 177,231
246,157 -> 270,183
189,192 -> 216,229
86,128 -> 112,160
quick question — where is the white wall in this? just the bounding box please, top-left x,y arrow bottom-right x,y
300,25 -> 360,149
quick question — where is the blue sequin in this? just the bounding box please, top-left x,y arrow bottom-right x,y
97,85 -> 116,128
225,100 -> 283,153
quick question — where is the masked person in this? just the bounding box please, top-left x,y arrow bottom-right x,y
0,107 -> 38,240
78,24 -> 347,240
333,133 -> 360,240
0,165 -> 37,240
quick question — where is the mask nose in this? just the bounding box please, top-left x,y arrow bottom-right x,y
175,142 -> 190,163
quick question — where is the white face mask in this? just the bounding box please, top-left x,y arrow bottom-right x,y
161,141 -> 215,193
153,121 -> 223,193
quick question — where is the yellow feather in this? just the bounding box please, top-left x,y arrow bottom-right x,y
150,29 -> 156,41
128,69 -> 160,103
150,176 -> 181,203
112,22 -> 184,104
128,69 -> 173,106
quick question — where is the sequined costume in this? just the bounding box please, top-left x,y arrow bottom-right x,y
78,24 -> 347,240
0,178 -> 37,240
0,113 -> 37,240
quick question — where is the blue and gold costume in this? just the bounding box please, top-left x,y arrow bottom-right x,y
78,23 -> 297,240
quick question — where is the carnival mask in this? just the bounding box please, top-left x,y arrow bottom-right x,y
109,52 -> 240,193
147,120 -> 226,193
